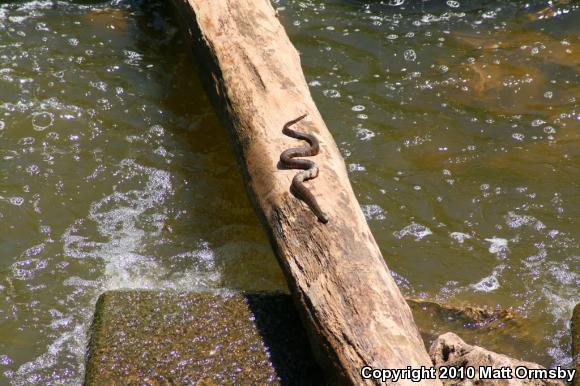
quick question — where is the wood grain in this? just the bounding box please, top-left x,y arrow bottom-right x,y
169,1 -> 441,384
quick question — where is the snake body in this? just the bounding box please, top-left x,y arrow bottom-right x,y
280,114 -> 329,224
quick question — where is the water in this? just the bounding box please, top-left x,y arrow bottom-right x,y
278,0 -> 579,367
0,0 -> 578,384
0,1 -> 280,384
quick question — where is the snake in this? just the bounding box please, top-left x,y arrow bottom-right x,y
280,114 -> 329,224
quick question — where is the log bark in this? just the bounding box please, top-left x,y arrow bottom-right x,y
169,1 -> 440,384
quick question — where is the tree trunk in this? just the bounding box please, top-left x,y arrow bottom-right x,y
169,1 -> 441,384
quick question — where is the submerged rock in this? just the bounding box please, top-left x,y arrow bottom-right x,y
406,298 -> 552,365
407,297 -> 516,324
430,332 -> 565,386
84,291 -> 323,385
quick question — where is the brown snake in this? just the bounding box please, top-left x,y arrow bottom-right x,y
280,114 -> 329,224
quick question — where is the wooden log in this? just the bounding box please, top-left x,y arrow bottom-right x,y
430,333 -> 566,386
168,1 -> 440,384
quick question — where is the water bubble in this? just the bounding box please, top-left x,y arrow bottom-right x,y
322,89 -> 341,98
348,163 -> 365,172
531,119 -> 545,127
362,204 -> 386,220
35,22 -> 49,32
10,197 -> 24,206
0,355 -> 13,366
31,111 -> 54,131
388,0 -> 405,6
89,81 -> 108,92
450,232 -> 471,244
484,238 -> 509,256
512,133 -> 525,141
403,49 -> 417,62
393,222 -> 432,241
446,0 -> 460,8
26,164 -> 39,175
438,65 -> 449,73
543,126 -> 556,134
148,124 -> 164,137
0,121 -> 4,130
472,273 -> 500,292
352,105 -> 365,112
544,91 -> 553,99
386,34 -> 398,40
481,10 -> 496,19
355,126 -> 375,141
18,137 -> 35,145
97,98 -> 112,110
46,132 -> 59,141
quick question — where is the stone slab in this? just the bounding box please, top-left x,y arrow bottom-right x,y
84,290 -> 323,385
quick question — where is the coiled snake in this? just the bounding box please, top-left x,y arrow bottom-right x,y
280,114 -> 329,224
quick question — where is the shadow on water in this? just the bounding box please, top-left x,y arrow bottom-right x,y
126,0 -> 287,291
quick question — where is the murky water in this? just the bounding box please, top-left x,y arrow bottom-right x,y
0,0 -> 577,384
0,1 -> 280,384
278,0 -> 579,368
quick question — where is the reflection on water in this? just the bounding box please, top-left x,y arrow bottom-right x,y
0,0 -> 578,384
278,0 -> 578,368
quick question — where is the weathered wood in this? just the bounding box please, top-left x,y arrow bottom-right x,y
430,333 -> 567,386
169,0 -> 440,384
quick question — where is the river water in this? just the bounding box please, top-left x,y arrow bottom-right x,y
0,0 -> 578,384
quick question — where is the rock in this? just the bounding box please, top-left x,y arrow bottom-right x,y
407,298 -> 516,327
407,298 -> 550,364
429,332 -> 565,385
573,303 -> 579,386
84,290 -> 323,386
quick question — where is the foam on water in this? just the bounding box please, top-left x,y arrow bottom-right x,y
484,237 -> 509,257
11,159 -> 221,385
0,2 -> 223,383
449,232 -> 471,243
361,204 -> 386,220
471,270 -> 501,292
394,222 -> 433,241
